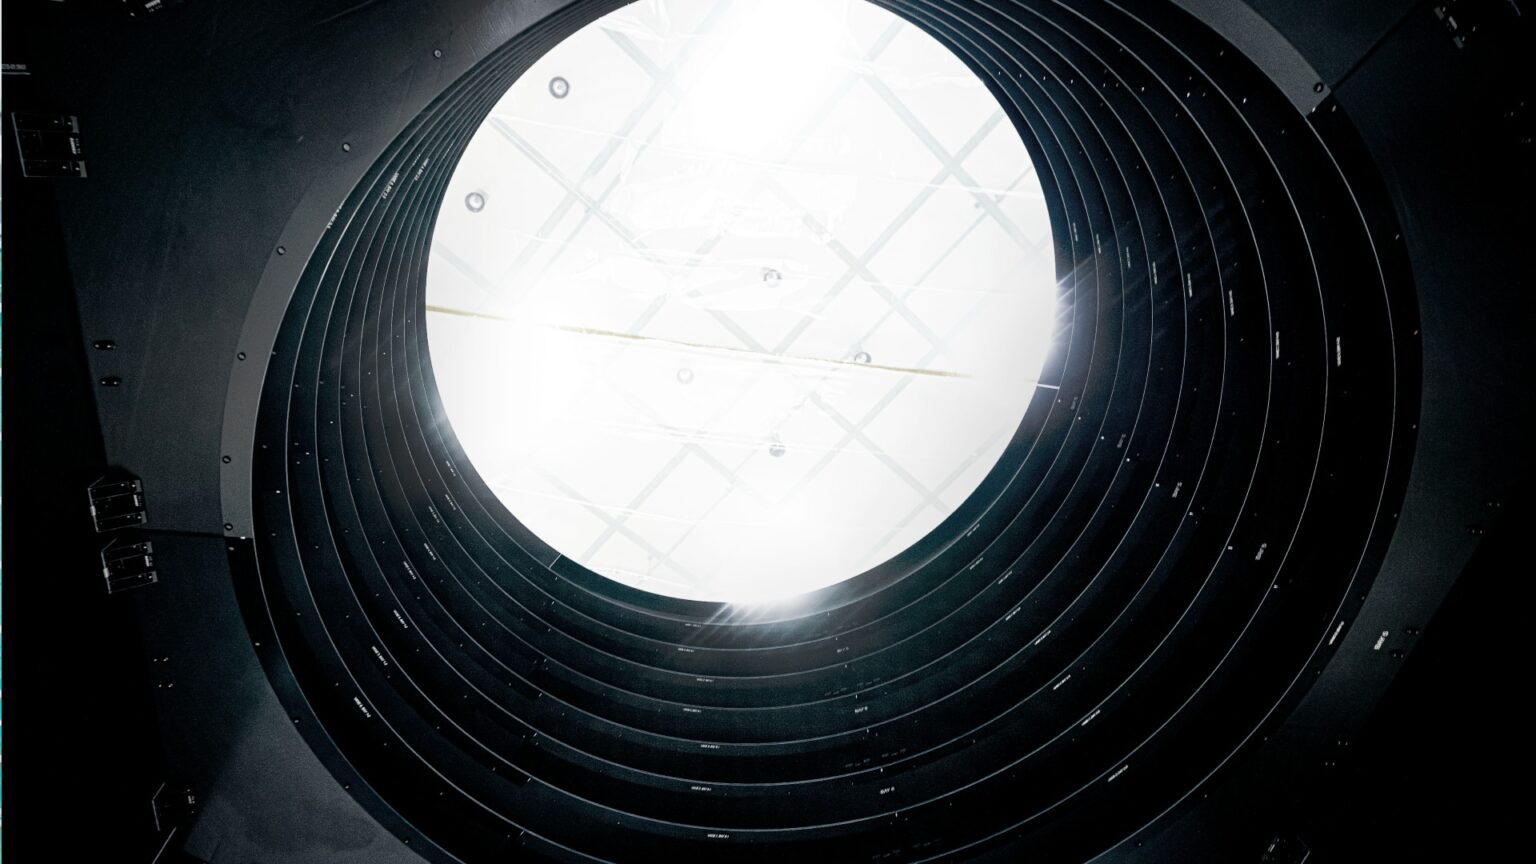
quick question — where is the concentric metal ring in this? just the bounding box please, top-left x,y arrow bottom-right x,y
244,1 -> 1419,860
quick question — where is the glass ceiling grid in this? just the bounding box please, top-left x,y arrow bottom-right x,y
426,0 -> 1056,601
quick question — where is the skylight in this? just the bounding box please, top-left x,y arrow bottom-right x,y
426,0 -> 1056,603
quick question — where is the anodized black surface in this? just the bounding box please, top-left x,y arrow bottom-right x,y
0,118 -> 171,863
2,0 -> 1529,862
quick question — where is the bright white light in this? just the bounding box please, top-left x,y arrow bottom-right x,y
426,0 -> 1057,604
679,0 -> 844,160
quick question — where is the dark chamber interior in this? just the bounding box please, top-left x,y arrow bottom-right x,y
4,1 -> 1530,862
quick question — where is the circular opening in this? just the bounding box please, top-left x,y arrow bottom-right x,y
427,0 -> 1055,603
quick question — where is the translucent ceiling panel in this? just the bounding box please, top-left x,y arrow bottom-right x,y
426,0 -> 1056,603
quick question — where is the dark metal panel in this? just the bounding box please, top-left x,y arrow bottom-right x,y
132,533 -> 428,864
1248,0 -> 1420,83
1288,0 -> 1533,732
28,0 -> 572,534
1165,0 -> 1332,112
1,104 -> 170,859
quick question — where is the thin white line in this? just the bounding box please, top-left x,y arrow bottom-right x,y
150,826 -> 179,864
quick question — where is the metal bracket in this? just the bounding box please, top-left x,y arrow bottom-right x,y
11,112 -> 86,178
102,537 -> 158,594
88,471 -> 148,531
151,782 -> 199,833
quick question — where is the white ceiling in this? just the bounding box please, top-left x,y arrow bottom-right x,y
425,0 -> 1056,603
